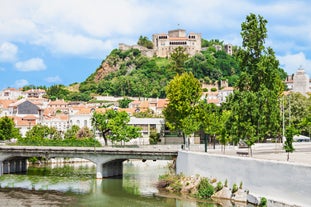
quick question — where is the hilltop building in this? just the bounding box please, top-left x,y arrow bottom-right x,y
152,29 -> 201,57
119,29 -> 235,57
119,29 -> 202,58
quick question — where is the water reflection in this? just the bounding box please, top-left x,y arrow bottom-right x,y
0,160 -> 223,207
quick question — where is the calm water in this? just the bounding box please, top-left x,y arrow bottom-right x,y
0,160 -> 224,207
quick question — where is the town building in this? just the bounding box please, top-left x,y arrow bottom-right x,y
285,68 -> 311,95
293,68 -> 310,95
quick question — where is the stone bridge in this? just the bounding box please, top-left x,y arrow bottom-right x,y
0,146 -> 178,178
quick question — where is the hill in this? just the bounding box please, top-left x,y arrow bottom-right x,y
79,39 -> 241,98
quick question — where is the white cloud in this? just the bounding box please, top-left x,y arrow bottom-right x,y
0,42 -> 18,62
1,0 -> 311,63
45,76 -> 62,83
14,79 -> 29,88
35,32 -> 114,58
15,58 -> 46,72
278,52 -> 311,75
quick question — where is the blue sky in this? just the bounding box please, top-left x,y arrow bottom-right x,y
1,0 -> 311,90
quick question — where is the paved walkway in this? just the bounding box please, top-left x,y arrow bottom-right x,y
142,142 -> 311,166
200,142 -> 311,166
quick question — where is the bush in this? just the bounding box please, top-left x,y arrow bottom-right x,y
211,87 -> 217,92
197,178 -> 215,199
232,183 -> 238,193
259,197 -> 267,207
215,181 -> 223,192
149,132 -> 160,144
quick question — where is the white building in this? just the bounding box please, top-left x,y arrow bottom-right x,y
293,68 -> 310,95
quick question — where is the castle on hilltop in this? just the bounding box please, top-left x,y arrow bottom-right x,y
119,29 -> 233,57
152,29 -> 201,57
119,29 -> 201,58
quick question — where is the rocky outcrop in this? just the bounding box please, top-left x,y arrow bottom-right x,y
94,61 -> 119,83
231,189 -> 247,203
211,187 -> 231,200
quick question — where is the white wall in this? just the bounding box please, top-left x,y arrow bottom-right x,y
176,151 -> 311,207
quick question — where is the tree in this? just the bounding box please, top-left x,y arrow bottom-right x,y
170,47 -> 189,74
118,97 -> 132,108
25,125 -> 59,140
91,111 -> 111,146
163,72 -> 202,145
77,127 -> 94,139
198,102 -> 221,149
92,110 -> 141,146
107,111 -> 141,145
284,125 -> 297,161
227,13 -> 284,150
0,116 -> 21,140
64,125 -> 80,139
137,35 -> 153,49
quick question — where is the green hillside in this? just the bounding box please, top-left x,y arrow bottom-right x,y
79,39 -> 241,98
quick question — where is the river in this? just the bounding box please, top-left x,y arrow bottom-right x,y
0,160 -> 225,207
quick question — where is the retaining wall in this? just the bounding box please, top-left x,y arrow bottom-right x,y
176,151 -> 311,207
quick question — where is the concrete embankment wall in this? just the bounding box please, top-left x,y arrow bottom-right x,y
176,151 -> 311,207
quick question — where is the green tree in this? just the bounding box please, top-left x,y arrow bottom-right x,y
25,125 -> 57,139
227,13 -> 284,150
64,125 -> 80,139
284,125 -> 297,161
118,97 -> 132,108
0,116 -> 21,140
46,84 -> 70,100
163,72 -> 202,145
107,110 -> 141,145
92,110 -> 141,146
137,35 -> 153,49
198,102 -> 220,149
170,47 -> 189,74
91,111 -> 111,146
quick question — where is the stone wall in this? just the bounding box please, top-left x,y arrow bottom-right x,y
176,151 -> 311,207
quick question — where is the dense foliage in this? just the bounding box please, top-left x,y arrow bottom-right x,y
224,13 -> 286,152
163,72 -> 202,144
91,110 -> 141,146
0,116 -> 21,140
17,124 -> 100,147
137,35 -> 153,49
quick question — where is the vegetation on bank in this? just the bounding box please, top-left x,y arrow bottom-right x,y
157,173 -> 267,207
16,124 -> 101,147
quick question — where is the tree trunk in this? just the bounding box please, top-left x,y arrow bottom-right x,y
103,134 -> 108,146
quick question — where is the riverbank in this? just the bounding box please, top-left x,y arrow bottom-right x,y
0,188 -> 77,207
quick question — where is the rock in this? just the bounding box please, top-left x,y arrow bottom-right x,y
211,187 -> 232,200
247,193 -> 259,205
232,189 -> 247,203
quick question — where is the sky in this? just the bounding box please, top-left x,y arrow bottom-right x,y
1,0 -> 311,90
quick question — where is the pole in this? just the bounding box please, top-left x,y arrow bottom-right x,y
282,96 -> 285,144
204,134 -> 207,152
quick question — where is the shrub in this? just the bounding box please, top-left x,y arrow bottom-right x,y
224,179 -> 228,187
259,197 -> 267,207
197,178 -> 215,199
149,132 -> 160,144
239,181 -> 243,189
232,183 -> 238,193
211,87 -> 217,92
215,181 -> 223,192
